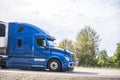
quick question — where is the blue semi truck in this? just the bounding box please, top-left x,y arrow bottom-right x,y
0,21 -> 74,72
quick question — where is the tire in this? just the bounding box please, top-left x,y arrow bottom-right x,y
1,65 -> 6,69
48,59 -> 61,72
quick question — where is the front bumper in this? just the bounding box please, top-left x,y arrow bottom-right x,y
62,62 -> 74,72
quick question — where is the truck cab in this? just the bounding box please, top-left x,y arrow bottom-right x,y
0,21 -> 74,71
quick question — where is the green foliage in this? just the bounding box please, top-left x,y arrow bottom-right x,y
107,56 -> 118,67
58,39 -> 75,53
115,42 -> 120,66
97,49 -> 108,66
58,26 -> 120,68
75,26 -> 100,66
95,42 -> 120,68
96,42 -> 120,68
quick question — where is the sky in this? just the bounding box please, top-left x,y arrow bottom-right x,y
0,0 -> 120,56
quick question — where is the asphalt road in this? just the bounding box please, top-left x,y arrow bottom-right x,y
0,67 -> 120,78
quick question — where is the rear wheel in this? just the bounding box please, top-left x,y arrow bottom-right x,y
48,59 -> 61,72
0,59 -> 6,69
1,65 -> 6,69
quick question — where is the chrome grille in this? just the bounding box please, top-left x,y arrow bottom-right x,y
71,54 -> 75,62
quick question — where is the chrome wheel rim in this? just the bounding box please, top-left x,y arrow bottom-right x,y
50,62 -> 58,70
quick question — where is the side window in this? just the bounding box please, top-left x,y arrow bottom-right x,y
37,39 -> 44,46
18,27 -> 25,32
0,24 -> 5,37
18,39 -> 22,47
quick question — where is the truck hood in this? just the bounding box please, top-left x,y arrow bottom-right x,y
51,47 -> 71,54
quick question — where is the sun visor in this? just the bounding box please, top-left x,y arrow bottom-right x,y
35,34 -> 56,40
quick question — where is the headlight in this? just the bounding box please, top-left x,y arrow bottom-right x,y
64,56 -> 69,61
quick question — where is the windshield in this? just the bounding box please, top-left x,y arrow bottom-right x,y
48,40 -> 55,47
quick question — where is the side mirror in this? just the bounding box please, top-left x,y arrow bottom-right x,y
43,40 -> 46,46
43,40 -> 48,49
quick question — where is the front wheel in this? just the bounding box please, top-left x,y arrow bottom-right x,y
48,59 -> 61,72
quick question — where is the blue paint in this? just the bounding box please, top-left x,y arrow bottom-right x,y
5,22 -> 74,71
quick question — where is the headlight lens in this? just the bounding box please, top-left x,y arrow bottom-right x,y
64,56 -> 69,61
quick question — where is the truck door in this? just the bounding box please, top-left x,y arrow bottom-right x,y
34,38 -> 50,67
10,38 -> 24,67
11,37 -> 33,67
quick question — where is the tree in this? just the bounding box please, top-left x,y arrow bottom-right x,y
97,49 -> 108,66
115,42 -> 120,66
75,26 -> 100,66
107,56 -> 117,67
105,42 -> 120,68
58,39 -> 75,52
